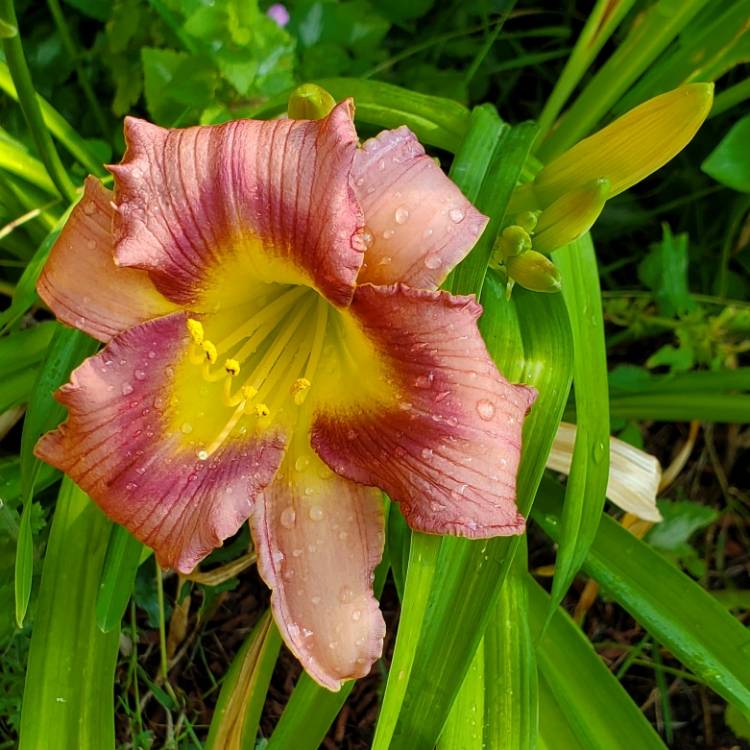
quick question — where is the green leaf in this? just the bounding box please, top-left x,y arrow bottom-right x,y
141,47 -> 218,125
95,524 -> 145,633
18,480 -> 118,750
537,675 -> 585,750
548,234 -> 609,615
702,115 -> 750,193
205,610 -> 282,750
0,322 -> 56,378
533,478 -> 750,722
438,641 -> 485,750
527,575 -> 666,749
638,224 -> 696,316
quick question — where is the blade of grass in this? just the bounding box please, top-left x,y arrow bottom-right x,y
547,234 -> 609,617
438,640 -> 485,750
0,0 -> 76,200
537,0 -> 637,140
533,477 -> 750,721
537,0 -> 709,160
18,479 -> 118,750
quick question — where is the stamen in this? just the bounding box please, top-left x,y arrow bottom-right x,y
201,340 -> 217,364
187,318 -> 204,344
291,378 -> 311,405
202,402 -> 246,458
216,286 -> 309,354
224,359 -> 241,375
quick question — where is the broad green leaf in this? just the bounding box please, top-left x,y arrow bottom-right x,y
0,321 -> 55,377
548,234 -> 609,615
702,115 -> 750,193
482,548 -> 537,750
95,524 -> 145,632
527,575 -> 666,749
205,610 -> 282,750
638,224 -> 695,316
19,480 -> 118,750
533,478 -> 750,721
16,325 -> 98,625
438,642 -> 485,750
0,367 -> 37,413
538,675 -> 585,750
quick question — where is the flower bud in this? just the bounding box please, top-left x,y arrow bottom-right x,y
533,178 -> 609,253
288,84 -> 337,121
532,83 -> 713,207
493,224 -> 532,262
505,250 -> 561,293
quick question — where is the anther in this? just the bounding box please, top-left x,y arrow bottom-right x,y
187,318 -> 204,344
201,340 -> 217,364
242,385 -> 258,401
291,377 -> 312,406
224,358 -> 241,376
254,403 -> 270,418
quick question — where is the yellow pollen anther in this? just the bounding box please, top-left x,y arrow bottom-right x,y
254,403 -> 270,418
291,377 -> 312,405
187,318 -> 204,344
224,358 -> 241,376
201,340 -> 217,364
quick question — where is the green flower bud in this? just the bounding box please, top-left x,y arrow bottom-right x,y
506,250 -> 561,293
288,84 -> 337,121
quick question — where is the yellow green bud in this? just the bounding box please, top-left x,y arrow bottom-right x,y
506,250 -> 561,293
533,83 -> 714,207
288,83 -> 337,121
515,210 -> 539,233
533,178 -> 609,253
494,224 -> 532,261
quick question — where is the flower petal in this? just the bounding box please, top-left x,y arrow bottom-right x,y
351,127 -> 487,289
34,313 -> 285,572
312,284 -> 536,537
251,445 -> 385,691
37,177 -> 178,342
109,102 -> 364,308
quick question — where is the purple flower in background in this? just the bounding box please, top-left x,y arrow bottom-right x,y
266,3 -> 290,27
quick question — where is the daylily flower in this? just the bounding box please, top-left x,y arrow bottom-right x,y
34,98 -> 536,690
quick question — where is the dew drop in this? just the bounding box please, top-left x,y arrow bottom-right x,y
197,450 -> 209,461
420,447 -> 433,459
449,207 -> 466,223
424,253 -> 442,270
148,350 -> 157,359
311,595 -> 322,605
86,239 -> 97,250
280,507 -> 296,528
181,422 -> 193,434
338,530 -> 349,541
394,206 -> 409,224
309,505 -> 324,521
383,228 -> 395,240
295,455 -> 310,472
361,229 -> 374,248
476,399 -> 495,420
83,201 -> 96,216
134,369 -> 146,381
125,482 -> 137,491
339,586 -> 354,604
351,609 -> 362,622
423,228 -> 433,238
121,382 -> 134,396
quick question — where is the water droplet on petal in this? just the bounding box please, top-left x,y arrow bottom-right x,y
394,206 -> 409,224
134,369 -> 146,381
351,609 -> 362,622
424,253 -> 442,270
449,207 -> 466,223
121,383 -> 134,396
309,505 -> 324,521
476,399 -> 495,420
383,228 -> 395,240
361,229 -> 374,248
280,507 -> 296,528
311,595 -> 322,605
181,422 -> 193,434
197,450 -> 209,461
339,586 -> 354,604
83,201 -> 96,216
420,447 -> 433,459
295,455 -> 310,472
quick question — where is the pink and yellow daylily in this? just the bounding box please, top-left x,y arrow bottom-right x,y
35,99 -> 536,690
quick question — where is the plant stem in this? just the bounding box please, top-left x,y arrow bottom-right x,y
0,0 -> 76,202
536,0 -> 636,142
155,562 -> 178,704
46,0 -> 108,136
710,76 -> 750,118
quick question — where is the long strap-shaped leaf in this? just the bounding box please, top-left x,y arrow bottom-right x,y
19,480 -> 118,750
547,235 -> 609,617
527,575 -> 666,749
533,477 -> 750,722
